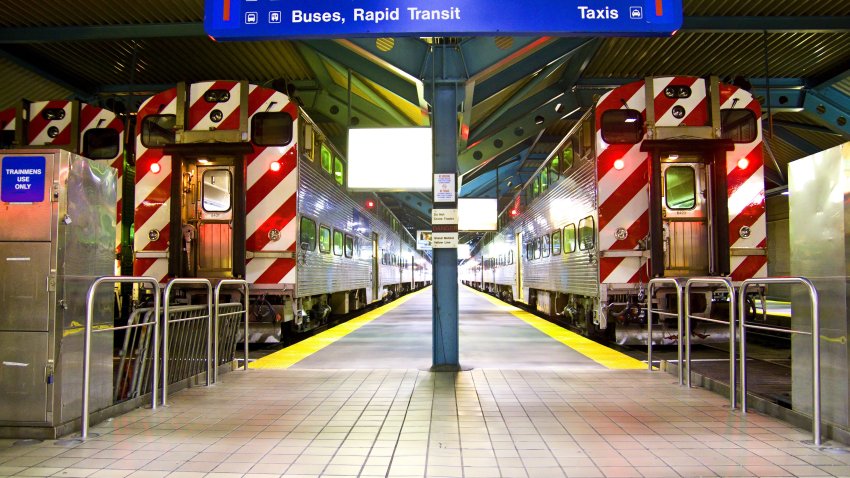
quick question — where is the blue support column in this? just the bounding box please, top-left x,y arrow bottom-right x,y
430,82 -> 460,370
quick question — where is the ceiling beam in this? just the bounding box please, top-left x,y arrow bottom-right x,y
0,23 -> 204,43
802,89 -> 850,138
682,16 -> 850,32
0,47 -> 93,98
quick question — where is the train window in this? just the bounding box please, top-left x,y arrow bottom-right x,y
531,176 -> 540,198
549,154 -> 560,185
541,235 -> 550,258
300,217 -> 317,252
564,224 -> 576,253
601,109 -> 643,144
578,216 -> 595,251
319,225 -> 331,253
333,229 -> 343,256
508,250 -> 513,265
202,170 -> 232,212
561,144 -> 574,173
540,170 -> 548,193
534,238 -> 542,260
251,112 -> 293,146
552,230 -> 562,256
333,157 -> 345,187
344,234 -> 354,258
526,242 -> 533,261
141,114 -> 176,147
320,143 -> 332,174
665,166 -> 697,210
721,109 -> 757,143
82,128 -> 120,160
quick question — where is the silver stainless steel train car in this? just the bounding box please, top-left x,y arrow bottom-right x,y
133,81 -> 430,340
462,76 -> 767,345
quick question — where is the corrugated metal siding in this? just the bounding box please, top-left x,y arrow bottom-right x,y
834,77 -> 850,98
587,33 -> 850,79
0,58 -> 71,109
296,158 -> 372,298
515,152 -> 599,299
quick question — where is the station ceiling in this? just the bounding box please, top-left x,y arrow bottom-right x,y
1,0 -> 849,238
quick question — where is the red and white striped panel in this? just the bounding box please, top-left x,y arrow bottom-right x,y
243,84 -> 298,287
596,78 -> 652,285
719,84 -> 767,280
0,107 -> 15,133
596,77 -> 766,284
27,101 -> 73,146
188,81 -> 243,131
133,89 -> 177,282
80,104 -> 125,247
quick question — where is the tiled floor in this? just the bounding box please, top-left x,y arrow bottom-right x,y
2,368 -> 850,478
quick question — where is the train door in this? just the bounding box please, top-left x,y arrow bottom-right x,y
660,154 -> 709,276
515,232 -> 523,302
180,158 -> 236,278
371,233 -> 379,301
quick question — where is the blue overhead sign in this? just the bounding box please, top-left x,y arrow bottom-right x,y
1,156 -> 46,203
205,0 -> 682,40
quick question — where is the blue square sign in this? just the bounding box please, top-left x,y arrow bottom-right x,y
1,156 -> 47,203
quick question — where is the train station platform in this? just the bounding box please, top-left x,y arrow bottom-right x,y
2,286 -> 849,478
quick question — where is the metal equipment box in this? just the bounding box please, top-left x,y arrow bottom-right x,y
0,149 -> 116,438
789,142 -> 850,430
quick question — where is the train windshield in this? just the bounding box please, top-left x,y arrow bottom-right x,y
202,169 -> 232,212
82,128 -> 120,159
141,114 -> 176,147
664,166 -> 697,210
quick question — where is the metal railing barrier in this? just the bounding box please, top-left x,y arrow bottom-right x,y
738,277 -> 821,445
162,279 -> 213,406
83,276 -> 160,441
646,278 -> 686,385
684,277 -> 737,409
214,280 -> 250,381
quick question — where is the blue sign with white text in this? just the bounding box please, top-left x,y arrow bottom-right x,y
1,156 -> 47,203
205,0 -> 682,40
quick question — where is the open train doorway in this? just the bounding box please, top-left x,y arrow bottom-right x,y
659,155 -> 710,277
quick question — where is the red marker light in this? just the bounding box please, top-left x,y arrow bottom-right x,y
365,199 -> 375,209
737,157 -> 750,170
510,208 -> 519,217
269,161 -> 282,172
614,159 -> 625,170
150,162 -> 161,174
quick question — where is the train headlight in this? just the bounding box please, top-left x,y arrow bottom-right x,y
209,109 -> 224,123
615,227 -> 628,240
47,126 -> 60,138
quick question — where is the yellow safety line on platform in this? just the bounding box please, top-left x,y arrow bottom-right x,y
251,287 -> 431,369
467,287 -> 646,370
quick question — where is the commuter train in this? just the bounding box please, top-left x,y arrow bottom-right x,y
132,80 -> 431,340
0,99 -> 128,272
462,76 -> 766,345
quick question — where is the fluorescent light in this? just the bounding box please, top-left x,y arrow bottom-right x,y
347,128 -> 432,191
459,198 -> 497,231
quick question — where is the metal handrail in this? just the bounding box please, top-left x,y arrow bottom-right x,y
162,278 -> 212,406
738,277 -> 820,445
83,276 -> 160,440
646,278 -> 686,385
684,277 -> 737,409
214,280 -> 250,381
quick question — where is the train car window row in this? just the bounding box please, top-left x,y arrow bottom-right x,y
333,229 -> 344,256
344,234 -> 354,258
300,216 -> 317,251
320,143 -> 333,174
319,225 -> 331,253
251,112 -> 293,146
524,219 -> 596,261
